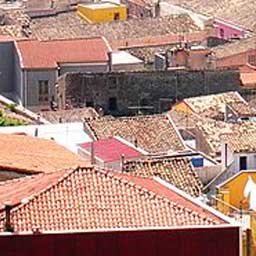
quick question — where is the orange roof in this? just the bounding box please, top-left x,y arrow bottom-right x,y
0,134 -> 86,174
111,31 -> 209,50
15,37 -> 111,69
0,167 -> 225,232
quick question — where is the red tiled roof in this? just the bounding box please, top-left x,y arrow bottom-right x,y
0,170 -> 68,212
79,137 -> 143,162
0,166 -> 225,232
15,37 -> 111,69
0,134 -> 86,174
111,31 -> 209,50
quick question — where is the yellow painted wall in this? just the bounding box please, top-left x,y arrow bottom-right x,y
218,172 -> 256,210
172,101 -> 193,114
77,3 -> 127,24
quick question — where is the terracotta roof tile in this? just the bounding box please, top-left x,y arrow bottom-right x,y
84,114 -> 186,154
183,91 -> 256,120
222,131 -> 256,153
122,156 -> 203,197
40,107 -> 99,123
15,37 -> 110,69
0,166 -> 225,232
0,134 -> 86,174
111,31 -> 209,50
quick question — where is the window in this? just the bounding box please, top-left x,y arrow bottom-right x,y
38,80 -> 49,103
239,156 -> 247,171
220,28 -> 224,39
114,13 -> 120,20
108,77 -> 118,89
109,97 -> 117,111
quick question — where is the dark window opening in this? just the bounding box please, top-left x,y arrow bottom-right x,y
38,80 -> 49,103
109,97 -> 117,111
220,28 -> 225,39
239,156 -> 247,171
86,101 -> 94,107
108,77 -> 118,89
114,13 -> 120,20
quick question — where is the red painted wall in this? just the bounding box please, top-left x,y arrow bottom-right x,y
0,227 -> 239,256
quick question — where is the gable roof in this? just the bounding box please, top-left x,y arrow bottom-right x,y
84,114 -> 186,154
78,137 -> 144,162
15,37 -> 111,69
0,134 -> 85,174
183,91 -> 256,120
0,166 -> 225,232
122,156 -> 203,197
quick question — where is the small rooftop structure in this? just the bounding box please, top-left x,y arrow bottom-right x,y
77,2 -> 127,24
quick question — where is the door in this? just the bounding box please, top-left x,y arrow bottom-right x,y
239,156 -> 247,171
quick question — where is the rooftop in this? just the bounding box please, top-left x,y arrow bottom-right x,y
222,131 -> 256,153
80,2 -> 123,9
165,0 -> 256,31
78,137 -> 144,162
28,12 -> 200,41
0,134 -> 85,174
213,36 -> 256,59
84,114 -> 186,154
15,37 -> 110,69
0,166 -> 225,232
122,156 -> 203,197
40,107 -> 99,123
182,91 -> 256,120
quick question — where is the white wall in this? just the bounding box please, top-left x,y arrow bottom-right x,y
233,153 -> 256,172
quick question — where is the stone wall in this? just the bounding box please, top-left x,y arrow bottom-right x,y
58,69 -> 242,115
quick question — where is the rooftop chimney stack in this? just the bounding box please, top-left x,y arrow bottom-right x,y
4,202 -> 13,232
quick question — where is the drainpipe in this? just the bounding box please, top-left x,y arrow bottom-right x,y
107,52 -> 112,72
4,202 -> 13,232
224,143 -> 228,168
24,69 -> 28,108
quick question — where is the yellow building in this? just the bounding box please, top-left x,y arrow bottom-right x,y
216,171 -> 256,256
77,2 -> 127,24
217,171 -> 256,211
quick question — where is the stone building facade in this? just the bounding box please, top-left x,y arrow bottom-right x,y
57,70 -> 241,115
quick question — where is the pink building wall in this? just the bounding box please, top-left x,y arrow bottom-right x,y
213,19 -> 245,40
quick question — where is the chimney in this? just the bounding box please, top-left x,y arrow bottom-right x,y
134,138 -> 138,147
4,202 -> 13,232
107,52 -> 113,72
34,128 -> 38,137
120,154 -> 125,170
91,141 -> 95,165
